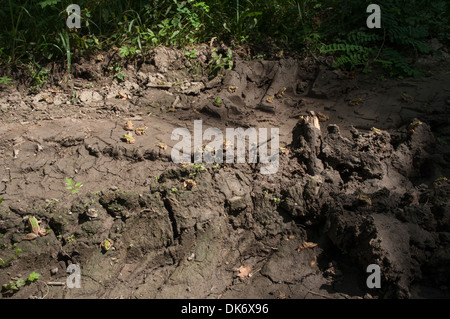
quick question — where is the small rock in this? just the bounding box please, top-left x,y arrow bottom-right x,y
50,268 -> 59,275
257,102 -> 276,113
182,82 -> 205,95
86,208 -> 98,219
227,196 -> 248,213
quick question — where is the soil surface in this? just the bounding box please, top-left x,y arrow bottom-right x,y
1,44 -> 450,299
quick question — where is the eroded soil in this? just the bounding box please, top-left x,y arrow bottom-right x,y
1,44 -> 450,299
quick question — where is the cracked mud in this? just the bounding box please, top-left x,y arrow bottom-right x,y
1,45 -> 450,299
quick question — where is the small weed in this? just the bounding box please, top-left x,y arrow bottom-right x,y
0,249 -> 22,268
184,49 -> 198,59
69,90 -> 79,104
191,163 -> 206,171
109,63 -> 125,82
214,96 -> 223,107
2,272 -> 40,295
67,234 -> 75,243
65,177 -> 83,196
28,64 -> 50,93
0,76 -> 14,88
119,45 -> 141,58
208,48 -> 233,77
45,198 -> 59,208
263,190 -> 281,203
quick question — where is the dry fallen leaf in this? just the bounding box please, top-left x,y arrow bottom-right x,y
123,120 -> 134,131
277,290 -> 287,299
156,142 -> 167,151
310,256 -> 317,267
303,241 -> 318,249
182,179 -> 197,190
228,86 -> 238,93
297,240 -> 318,252
237,265 -> 251,278
48,88 -> 63,94
117,91 -> 127,100
279,147 -> 290,155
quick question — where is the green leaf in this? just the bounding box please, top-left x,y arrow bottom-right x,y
38,0 -> 62,9
16,279 -> 26,288
66,177 -> 74,186
119,46 -> 129,58
28,272 -> 41,282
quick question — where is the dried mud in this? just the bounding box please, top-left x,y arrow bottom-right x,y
1,44 -> 450,299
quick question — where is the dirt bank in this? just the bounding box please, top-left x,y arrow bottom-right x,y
1,44 -> 450,299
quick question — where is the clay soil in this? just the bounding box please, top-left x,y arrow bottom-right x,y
1,44 -> 450,299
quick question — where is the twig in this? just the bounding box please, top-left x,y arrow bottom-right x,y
374,28 -> 387,61
307,290 -> 335,299
47,281 -> 66,286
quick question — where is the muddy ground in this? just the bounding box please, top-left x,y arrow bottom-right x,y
1,43 -> 450,299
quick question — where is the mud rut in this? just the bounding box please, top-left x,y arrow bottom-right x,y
1,45 -> 450,299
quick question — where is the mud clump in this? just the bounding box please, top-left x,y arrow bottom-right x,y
287,116 -> 450,297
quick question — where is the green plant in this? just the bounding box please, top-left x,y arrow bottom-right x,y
116,70 -> 125,82
109,63 -> 125,82
184,49 -> 201,74
28,272 -> 40,282
0,197 -> 3,204
2,271 -> 41,294
119,45 -> 141,58
214,96 -> 223,107
45,198 -> 59,208
208,48 -> 233,77
67,234 -> 75,243
27,62 -> 50,93
58,31 -> 72,79
191,163 -> 206,171
0,76 -> 14,88
0,249 -> 22,268
315,0 -> 448,77
65,177 -> 83,196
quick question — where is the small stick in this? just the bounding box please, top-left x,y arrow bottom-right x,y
307,290 -> 335,299
47,281 -> 65,286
